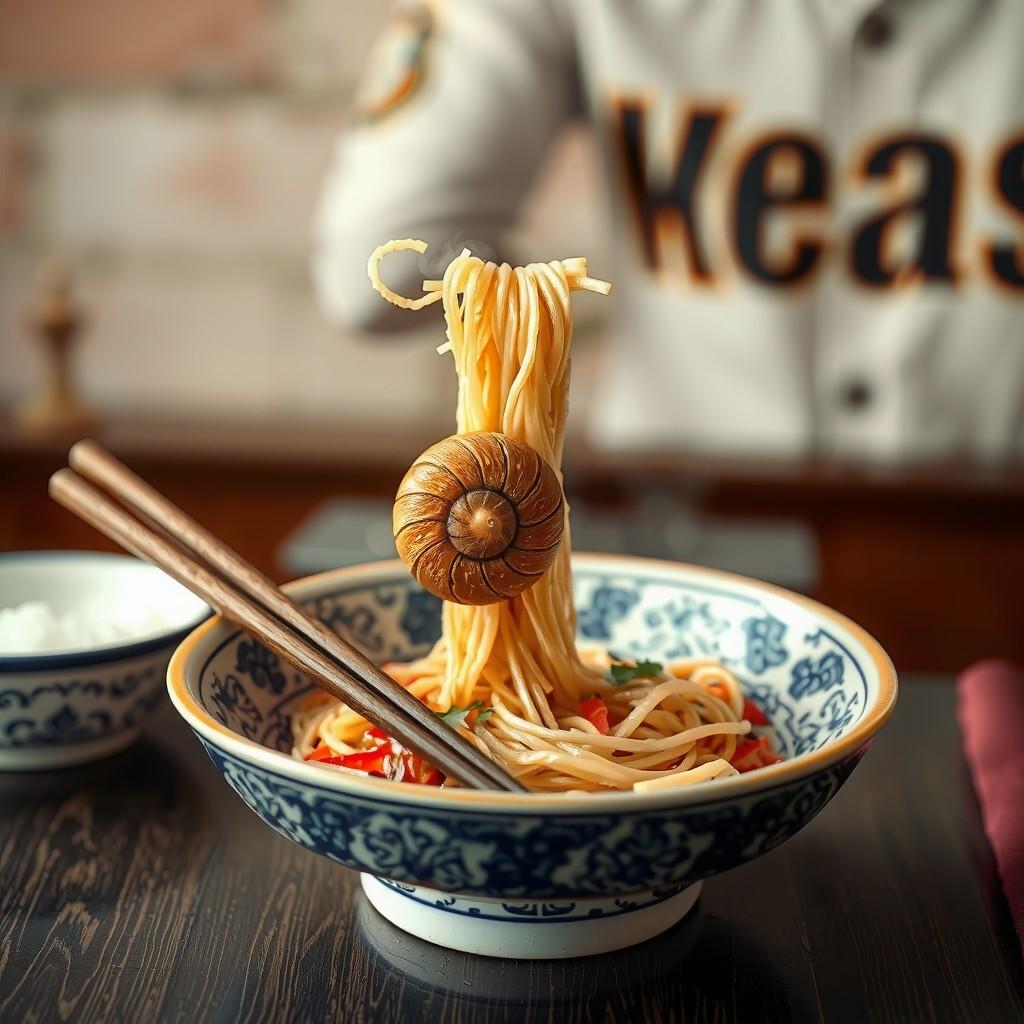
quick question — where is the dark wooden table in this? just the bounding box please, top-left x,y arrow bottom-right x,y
1,678 -> 1022,1024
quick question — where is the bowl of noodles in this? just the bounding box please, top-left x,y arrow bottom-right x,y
168,553 -> 896,959
170,240 -> 895,958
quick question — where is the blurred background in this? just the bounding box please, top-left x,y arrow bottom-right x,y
0,3 -> 575,437
2,0 -> 1022,673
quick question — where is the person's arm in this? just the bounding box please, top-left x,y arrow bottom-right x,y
312,0 -> 579,332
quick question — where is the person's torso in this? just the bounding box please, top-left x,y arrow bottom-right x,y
566,0 -> 1024,460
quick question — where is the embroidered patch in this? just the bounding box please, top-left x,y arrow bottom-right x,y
357,2 -> 435,122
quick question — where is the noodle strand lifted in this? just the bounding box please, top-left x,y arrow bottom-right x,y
293,242 -> 769,793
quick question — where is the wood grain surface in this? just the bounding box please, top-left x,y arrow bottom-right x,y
1,678 -> 1022,1023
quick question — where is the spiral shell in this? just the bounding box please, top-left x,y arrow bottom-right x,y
393,432 -> 565,605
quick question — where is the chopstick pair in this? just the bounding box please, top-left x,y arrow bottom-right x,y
49,441 -> 524,793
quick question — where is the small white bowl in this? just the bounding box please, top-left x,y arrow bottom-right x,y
0,551 -> 209,771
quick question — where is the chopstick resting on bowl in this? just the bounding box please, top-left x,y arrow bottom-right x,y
49,441 -> 525,793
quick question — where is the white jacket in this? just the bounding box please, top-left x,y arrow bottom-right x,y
313,0 -> 1024,462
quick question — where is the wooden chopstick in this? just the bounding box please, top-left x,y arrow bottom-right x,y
49,466 -> 519,792
50,455 -> 524,792
70,439 -> 484,770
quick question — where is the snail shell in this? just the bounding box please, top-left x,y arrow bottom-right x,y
393,432 -> 565,605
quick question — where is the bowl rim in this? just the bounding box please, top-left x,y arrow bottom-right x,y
167,553 -> 898,814
0,550 -> 210,672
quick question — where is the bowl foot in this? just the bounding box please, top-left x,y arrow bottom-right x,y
0,728 -> 140,771
360,875 -> 703,959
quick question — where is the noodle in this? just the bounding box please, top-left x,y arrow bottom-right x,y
293,242 -> 775,792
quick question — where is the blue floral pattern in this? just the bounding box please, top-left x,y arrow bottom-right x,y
1,662 -> 166,750
5,704 -> 111,746
235,641 -> 286,694
210,673 -> 262,739
789,651 -> 845,699
577,585 -> 640,640
743,614 -> 788,674
375,879 -> 689,923
745,681 -> 862,757
399,590 -> 443,647
208,671 -> 307,755
187,564 -> 881,900
201,741 -> 856,898
310,584 -> 436,661
640,597 -> 729,659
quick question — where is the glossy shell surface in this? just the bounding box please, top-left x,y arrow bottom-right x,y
392,432 -> 564,605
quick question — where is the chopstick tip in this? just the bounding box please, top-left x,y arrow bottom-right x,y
68,437 -> 103,467
48,466 -> 77,500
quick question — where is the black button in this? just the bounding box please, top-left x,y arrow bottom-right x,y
840,379 -> 873,411
859,11 -> 894,49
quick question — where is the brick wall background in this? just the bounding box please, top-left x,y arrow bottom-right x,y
0,1 -> 607,445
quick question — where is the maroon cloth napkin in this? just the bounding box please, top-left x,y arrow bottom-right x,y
958,659 -> 1024,954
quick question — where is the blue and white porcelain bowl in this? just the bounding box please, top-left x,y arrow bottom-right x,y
0,551 -> 209,771
169,555 -> 897,959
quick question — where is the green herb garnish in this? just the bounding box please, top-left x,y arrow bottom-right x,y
435,700 -> 493,729
607,658 -> 664,685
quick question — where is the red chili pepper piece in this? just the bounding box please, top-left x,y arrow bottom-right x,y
337,748 -> 391,774
742,698 -> 769,726
731,737 -> 782,773
304,742 -> 337,762
309,724 -> 444,786
398,750 -> 444,786
579,696 -> 611,735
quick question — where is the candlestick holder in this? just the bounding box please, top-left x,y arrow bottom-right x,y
14,261 -> 99,439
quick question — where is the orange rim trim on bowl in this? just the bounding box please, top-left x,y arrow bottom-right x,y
167,555 -> 898,812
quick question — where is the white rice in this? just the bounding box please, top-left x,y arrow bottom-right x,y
0,600 -> 179,655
